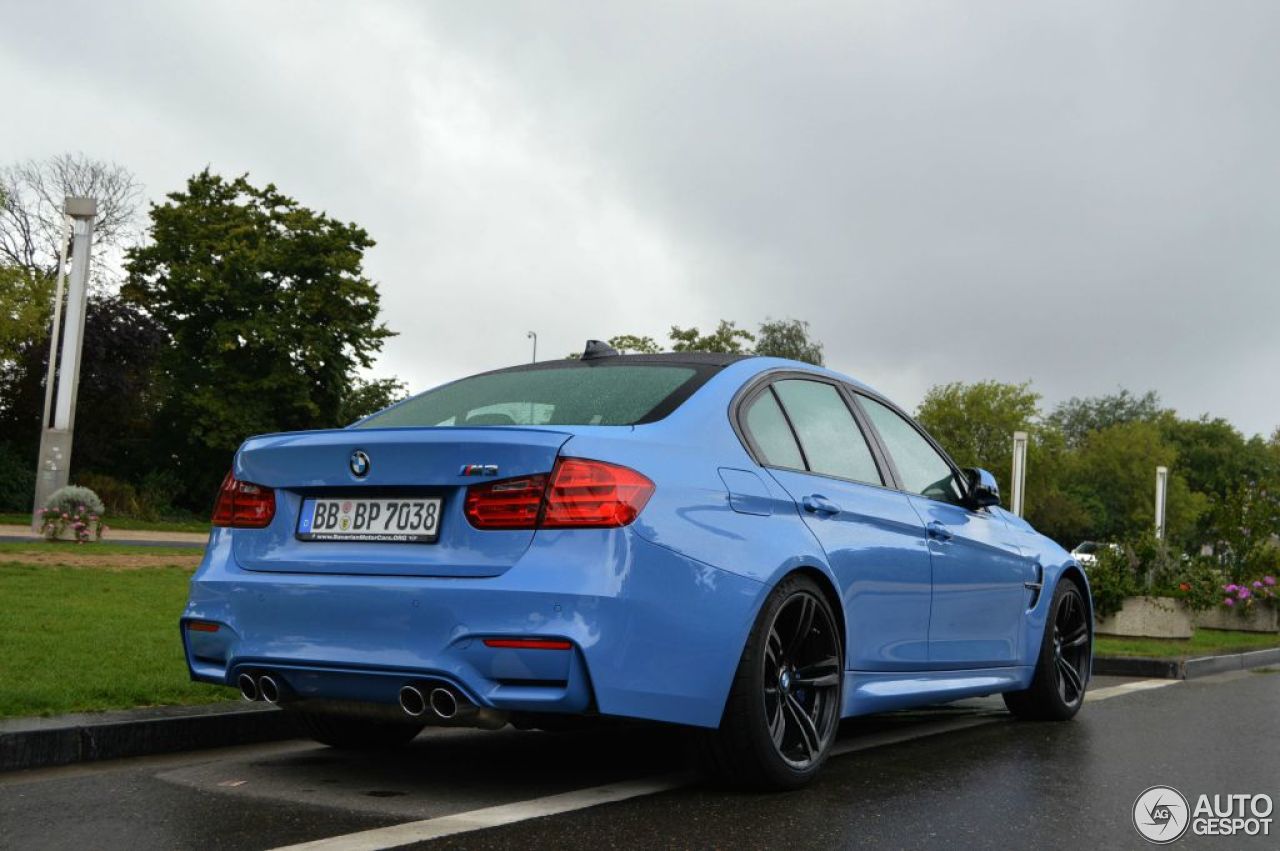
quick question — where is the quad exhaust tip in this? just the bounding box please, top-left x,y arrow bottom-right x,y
399,685 -> 427,717
429,687 -> 459,720
237,673 -> 259,702
258,675 -> 280,704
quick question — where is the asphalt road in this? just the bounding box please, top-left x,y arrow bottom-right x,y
2,671 -> 1276,851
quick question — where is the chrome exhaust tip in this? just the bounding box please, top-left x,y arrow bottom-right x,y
399,685 -> 427,717
237,673 -> 259,702
429,687 -> 459,720
258,674 -> 281,704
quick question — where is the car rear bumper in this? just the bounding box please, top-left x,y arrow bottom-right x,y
182,527 -> 764,728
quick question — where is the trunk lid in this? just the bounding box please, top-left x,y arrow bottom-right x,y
231,427 -> 571,577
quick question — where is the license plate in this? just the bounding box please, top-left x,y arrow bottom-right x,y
296,498 -> 443,543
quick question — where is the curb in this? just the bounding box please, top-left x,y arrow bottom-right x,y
1093,646 -> 1280,680
0,702 -> 299,773
0,535 -> 205,549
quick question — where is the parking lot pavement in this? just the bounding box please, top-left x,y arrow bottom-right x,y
2,672 -> 1276,851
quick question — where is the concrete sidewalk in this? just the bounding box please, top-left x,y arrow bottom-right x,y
0,524 -> 208,547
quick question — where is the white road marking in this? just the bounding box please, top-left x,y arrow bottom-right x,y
1086,678 -> 1178,702
266,775 -> 690,851
270,678 -> 1177,851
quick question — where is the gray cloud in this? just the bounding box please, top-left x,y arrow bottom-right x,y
3,1 -> 1277,435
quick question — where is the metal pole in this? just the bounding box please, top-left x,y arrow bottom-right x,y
1010,431 -> 1029,517
52,200 -> 96,428
39,216 -> 72,430
31,198 -> 97,529
527,331 -> 537,363
1154,466 -> 1168,540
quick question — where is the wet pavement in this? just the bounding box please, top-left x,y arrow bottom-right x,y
2,671 -> 1276,850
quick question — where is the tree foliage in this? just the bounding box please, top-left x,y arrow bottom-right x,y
0,153 -> 142,279
0,264 -> 53,365
122,170 -> 395,503
669,320 -> 756,354
1045,389 -> 1163,449
754,318 -> 824,365
593,318 -> 824,363
607,334 -> 661,354
915,380 -> 1039,498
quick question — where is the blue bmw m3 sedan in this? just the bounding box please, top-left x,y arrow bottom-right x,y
182,342 -> 1092,788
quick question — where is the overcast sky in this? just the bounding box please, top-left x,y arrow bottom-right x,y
3,1 -> 1278,436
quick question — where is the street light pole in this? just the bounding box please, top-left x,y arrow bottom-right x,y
1010,431 -> 1029,517
31,197 -> 97,529
527,331 -> 537,363
1154,466 -> 1169,540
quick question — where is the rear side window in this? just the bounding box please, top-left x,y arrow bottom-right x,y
742,390 -> 805,469
771,380 -> 882,485
858,395 -> 965,503
357,365 -> 701,428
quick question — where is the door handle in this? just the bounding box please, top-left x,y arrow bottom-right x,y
802,495 -> 840,516
926,520 -> 953,542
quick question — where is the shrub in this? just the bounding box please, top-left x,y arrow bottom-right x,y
38,485 -> 107,543
75,473 -> 141,516
1085,544 -> 1139,619
0,444 -> 35,512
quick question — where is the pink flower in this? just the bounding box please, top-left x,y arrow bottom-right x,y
1224,597 -> 1236,607
1265,576 -> 1277,586
1253,581 -> 1264,589
1224,584 -> 1238,592
1238,588 -> 1252,600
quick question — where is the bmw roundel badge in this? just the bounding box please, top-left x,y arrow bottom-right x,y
349,450 -> 370,478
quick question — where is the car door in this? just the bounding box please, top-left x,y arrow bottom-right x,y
739,377 -> 933,671
855,394 -> 1034,668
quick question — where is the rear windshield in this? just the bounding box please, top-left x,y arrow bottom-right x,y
355,364 -> 707,428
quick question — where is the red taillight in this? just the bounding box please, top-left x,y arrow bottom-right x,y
186,621 -> 221,633
482,638 -> 573,650
463,458 -> 654,530
211,472 -> 276,528
541,458 -> 655,528
464,474 -> 549,529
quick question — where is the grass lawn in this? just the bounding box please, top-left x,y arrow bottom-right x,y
1095,629 -> 1280,659
0,512 -> 211,534
0,544 -> 232,718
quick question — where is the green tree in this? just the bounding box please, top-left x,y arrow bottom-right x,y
669,320 -> 755,354
1045,389 -> 1163,449
754,318 -> 824,365
607,334 -> 661,354
0,264 -> 52,365
1063,421 -> 1205,545
915,380 -> 1040,499
338,376 -> 408,424
123,170 -> 395,505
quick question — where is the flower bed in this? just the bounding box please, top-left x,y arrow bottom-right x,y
37,485 -> 108,543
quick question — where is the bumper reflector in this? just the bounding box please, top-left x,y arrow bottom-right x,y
483,638 -> 572,650
186,621 -> 221,633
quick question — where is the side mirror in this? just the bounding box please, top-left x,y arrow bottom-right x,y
964,468 -> 1001,508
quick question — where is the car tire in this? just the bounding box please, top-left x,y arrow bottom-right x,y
1003,577 -> 1090,721
699,573 -> 843,790
291,711 -> 424,749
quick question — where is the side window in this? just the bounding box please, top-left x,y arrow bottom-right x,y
858,395 -> 965,504
772,380 -> 882,485
742,389 -> 804,469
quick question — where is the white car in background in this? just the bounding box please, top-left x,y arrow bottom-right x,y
1070,541 -> 1121,567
